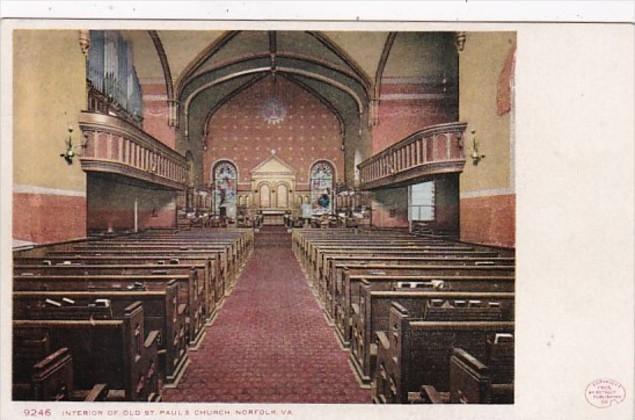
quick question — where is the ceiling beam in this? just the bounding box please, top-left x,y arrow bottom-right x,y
306,31 -> 373,90
183,51 -> 368,96
374,32 -> 398,100
174,30 -> 241,100
147,30 -> 176,126
370,32 -> 398,126
183,66 -> 365,137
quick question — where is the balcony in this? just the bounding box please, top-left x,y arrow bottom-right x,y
358,122 -> 468,190
78,112 -> 187,190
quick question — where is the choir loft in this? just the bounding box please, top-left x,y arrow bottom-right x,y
11,29 -> 516,404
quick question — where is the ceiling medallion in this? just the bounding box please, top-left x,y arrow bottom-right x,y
261,97 -> 287,126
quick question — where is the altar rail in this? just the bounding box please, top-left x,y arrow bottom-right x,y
358,122 -> 468,190
79,112 -> 187,190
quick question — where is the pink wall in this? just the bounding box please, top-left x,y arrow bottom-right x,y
14,192 -> 86,244
460,194 -> 515,248
142,82 -> 176,149
204,77 -> 344,189
372,79 -> 457,154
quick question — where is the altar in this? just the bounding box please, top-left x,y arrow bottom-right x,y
258,209 -> 290,226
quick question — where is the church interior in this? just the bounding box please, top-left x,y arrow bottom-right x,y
10,29 -> 517,404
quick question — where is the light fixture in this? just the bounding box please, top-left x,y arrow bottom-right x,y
60,126 -> 78,165
470,129 -> 485,165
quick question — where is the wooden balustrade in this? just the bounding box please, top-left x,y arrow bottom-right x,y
78,112 -> 187,190
358,122 -> 468,190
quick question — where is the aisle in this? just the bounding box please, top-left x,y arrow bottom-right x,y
162,230 -> 370,403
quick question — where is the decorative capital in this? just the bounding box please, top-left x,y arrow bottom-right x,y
79,30 -> 90,55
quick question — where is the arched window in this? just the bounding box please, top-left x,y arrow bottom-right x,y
213,161 -> 237,217
310,161 -> 334,215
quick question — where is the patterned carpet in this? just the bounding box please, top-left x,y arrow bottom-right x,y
162,231 -> 370,403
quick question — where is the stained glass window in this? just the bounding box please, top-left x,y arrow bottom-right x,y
310,161 -> 334,215
213,161 -> 237,217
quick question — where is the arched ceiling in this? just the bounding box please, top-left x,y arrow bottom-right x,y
383,32 -> 457,81
323,31 -> 389,84
176,30 -> 373,145
123,30 -> 164,81
127,30 -> 459,93
122,29 -> 459,184
158,30 -> 226,82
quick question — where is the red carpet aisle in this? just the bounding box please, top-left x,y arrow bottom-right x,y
163,230 -> 370,403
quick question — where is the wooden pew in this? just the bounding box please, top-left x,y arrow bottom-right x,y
13,347 -> 109,401
13,282 -> 188,384
14,255 -> 222,308
44,250 -> 231,297
313,249 -> 504,294
13,302 -> 161,401
13,273 -> 205,347
350,287 -> 514,383
53,244 -> 237,289
310,244 -> 480,282
323,263 -> 515,320
14,262 -> 215,325
372,302 -> 514,403
74,242 -> 240,278
89,236 -> 250,266
13,260 -> 216,320
420,335 -> 514,404
335,273 -> 515,346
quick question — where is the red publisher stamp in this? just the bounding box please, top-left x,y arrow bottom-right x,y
585,379 -> 626,408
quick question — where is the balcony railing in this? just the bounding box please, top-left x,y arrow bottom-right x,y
358,122 -> 468,190
78,112 -> 187,190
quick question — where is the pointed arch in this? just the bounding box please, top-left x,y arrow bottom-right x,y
174,30 -> 241,99
147,31 -> 176,125
306,31 -> 373,90
374,32 -> 398,100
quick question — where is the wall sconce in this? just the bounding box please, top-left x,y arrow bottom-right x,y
60,126 -> 78,165
470,129 -> 485,165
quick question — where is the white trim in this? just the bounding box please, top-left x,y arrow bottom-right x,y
380,93 -> 449,101
139,77 -> 166,85
13,184 -> 86,197
382,76 -> 436,85
13,239 -> 37,248
143,94 -> 169,101
460,187 -> 515,199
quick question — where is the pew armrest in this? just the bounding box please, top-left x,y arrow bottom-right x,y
177,304 -> 187,315
376,331 -> 390,350
83,384 -> 109,401
420,385 -> 447,404
453,347 -> 488,371
145,330 -> 160,349
351,303 -> 360,315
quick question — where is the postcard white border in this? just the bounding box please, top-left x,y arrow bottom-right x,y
1,3 -> 633,420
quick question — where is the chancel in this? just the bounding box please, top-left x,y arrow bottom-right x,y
11,29 -> 516,403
